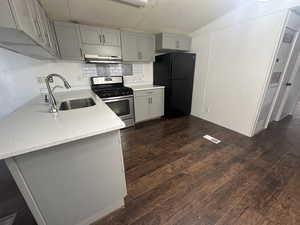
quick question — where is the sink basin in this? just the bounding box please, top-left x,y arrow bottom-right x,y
59,98 -> 96,111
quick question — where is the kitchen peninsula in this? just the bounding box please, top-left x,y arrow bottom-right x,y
0,90 -> 127,225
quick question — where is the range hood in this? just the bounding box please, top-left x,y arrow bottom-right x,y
114,0 -> 148,7
84,55 -> 122,64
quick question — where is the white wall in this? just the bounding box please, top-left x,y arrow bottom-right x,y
0,48 -> 153,119
190,0 -> 300,136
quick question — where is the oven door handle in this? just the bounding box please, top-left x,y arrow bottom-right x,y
103,97 -> 133,103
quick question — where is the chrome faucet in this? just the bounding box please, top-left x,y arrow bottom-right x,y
45,74 -> 71,113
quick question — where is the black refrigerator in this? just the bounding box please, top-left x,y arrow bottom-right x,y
154,53 -> 196,117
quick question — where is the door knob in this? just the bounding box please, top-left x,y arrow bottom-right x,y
286,82 -> 292,86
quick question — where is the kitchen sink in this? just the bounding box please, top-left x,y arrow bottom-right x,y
59,98 -> 96,111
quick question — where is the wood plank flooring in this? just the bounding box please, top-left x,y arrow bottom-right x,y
94,105 -> 300,225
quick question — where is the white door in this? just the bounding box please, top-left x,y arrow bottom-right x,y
255,27 -> 297,133
273,31 -> 300,121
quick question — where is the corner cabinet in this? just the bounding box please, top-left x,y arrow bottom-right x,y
155,33 -> 191,52
134,88 -> 165,123
54,22 -> 83,60
121,31 -> 155,62
0,0 -> 58,59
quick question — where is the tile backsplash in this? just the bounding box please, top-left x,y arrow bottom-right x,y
0,47 -> 153,119
81,63 -> 153,86
82,64 -> 133,77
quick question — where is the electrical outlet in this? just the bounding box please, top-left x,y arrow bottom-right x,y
37,76 -> 44,84
37,76 -> 53,84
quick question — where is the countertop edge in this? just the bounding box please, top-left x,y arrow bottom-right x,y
1,123 -> 125,160
129,85 -> 165,91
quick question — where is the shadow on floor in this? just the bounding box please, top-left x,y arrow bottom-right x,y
0,160 -> 36,225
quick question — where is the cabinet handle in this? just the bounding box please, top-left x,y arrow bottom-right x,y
176,40 -> 180,48
150,97 -> 152,104
99,35 -> 102,44
103,34 -> 106,44
148,97 -> 151,104
56,44 -> 60,56
34,19 -> 42,39
80,48 -> 83,58
46,33 -> 51,47
138,52 -> 143,60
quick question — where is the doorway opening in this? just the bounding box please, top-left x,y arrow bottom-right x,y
254,9 -> 300,135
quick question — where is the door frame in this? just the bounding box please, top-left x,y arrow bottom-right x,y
274,47 -> 300,121
263,27 -> 299,129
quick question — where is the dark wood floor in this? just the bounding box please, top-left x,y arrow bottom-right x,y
1,105 -> 300,225
94,106 -> 300,225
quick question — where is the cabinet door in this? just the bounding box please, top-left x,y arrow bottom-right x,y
101,28 -> 120,46
30,0 -> 47,46
138,34 -> 154,62
9,0 -> 38,41
177,36 -> 191,51
163,33 -> 176,49
49,21 -> 59,56
134,95 -> 150,123
79,24 -> 101,45
39,7 -> 52,50
121,32 -> 138,61
149,94 -> 164,119
54,22 -> 82,60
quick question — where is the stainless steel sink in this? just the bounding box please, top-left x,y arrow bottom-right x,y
59,98 -> 96,111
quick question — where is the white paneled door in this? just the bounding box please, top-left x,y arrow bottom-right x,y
255,27 -> 297,133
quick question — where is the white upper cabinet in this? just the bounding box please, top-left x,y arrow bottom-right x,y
78,24 -> 121,57
138,33 -> 155,62
101,28 -> 121,46
0,0 -> 58,59
79,24 -> 101,45
79,24 -> 121,47
54,22 -> 82,60
155,33 -> 191,52
8,0 -> 37,41
121,31 -> 155,62
121,32 -> 139,61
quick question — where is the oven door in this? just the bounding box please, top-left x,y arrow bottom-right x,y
103,96 -> 134,121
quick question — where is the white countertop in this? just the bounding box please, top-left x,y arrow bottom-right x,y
0,90 -> 125,160
128,84 -> 165,91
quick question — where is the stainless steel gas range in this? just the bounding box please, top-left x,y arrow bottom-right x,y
91,76 -> 135,128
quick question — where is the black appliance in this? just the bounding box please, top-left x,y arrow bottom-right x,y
91,76 -> 135,128
154,53 -> 196,117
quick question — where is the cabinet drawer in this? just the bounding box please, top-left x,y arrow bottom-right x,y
134,88 -> 164,97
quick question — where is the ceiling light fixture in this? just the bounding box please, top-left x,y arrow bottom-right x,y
113,0 -> 148,7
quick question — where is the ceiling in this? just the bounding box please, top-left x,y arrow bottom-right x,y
40,0 -> 249,34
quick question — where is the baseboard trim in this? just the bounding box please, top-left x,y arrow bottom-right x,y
76,199 -> 125,225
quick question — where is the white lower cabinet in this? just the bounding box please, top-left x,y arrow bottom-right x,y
134,88 -> 164,123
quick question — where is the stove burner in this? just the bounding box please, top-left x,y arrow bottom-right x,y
91,76 -> 133,99
92,87 -> 133,98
